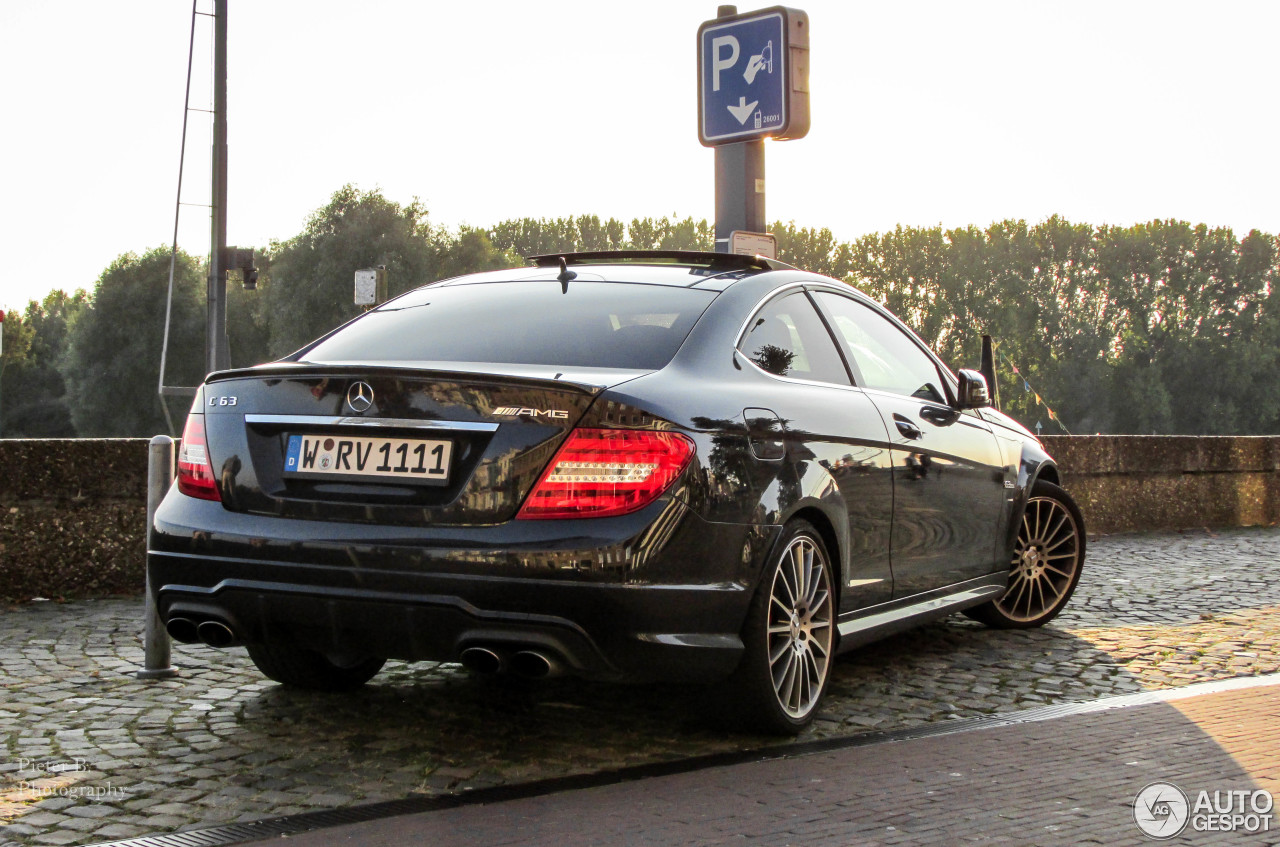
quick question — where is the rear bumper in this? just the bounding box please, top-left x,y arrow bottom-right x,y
148,492 -> 779,682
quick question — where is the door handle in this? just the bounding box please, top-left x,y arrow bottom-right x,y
919,405 -> 958,426
893,415 -> 923,440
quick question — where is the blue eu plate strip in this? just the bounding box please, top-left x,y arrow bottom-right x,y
285,435 -> 302,471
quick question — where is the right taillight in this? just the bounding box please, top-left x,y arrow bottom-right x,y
177,413 -> 221,501
517,428 -> 695,519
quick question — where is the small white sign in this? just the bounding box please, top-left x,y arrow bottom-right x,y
730,230 -> 777,259
354,267 -> 385,306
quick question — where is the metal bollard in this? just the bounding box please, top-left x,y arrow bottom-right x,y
137,435 -> 179,680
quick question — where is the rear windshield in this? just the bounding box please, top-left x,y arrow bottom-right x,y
300,280 -> 717,370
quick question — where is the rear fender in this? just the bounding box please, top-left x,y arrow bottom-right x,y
760,460 -> 849,589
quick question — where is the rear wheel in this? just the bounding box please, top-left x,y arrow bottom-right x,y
246,642 -> 385,691
965,480 -> 1085,629
725,520 -> 836,734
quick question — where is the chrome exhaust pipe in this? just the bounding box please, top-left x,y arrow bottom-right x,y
196,620 -> 237,648
510,650 -> 562,679
459,646 -> 505,674
165,617 -> 199,644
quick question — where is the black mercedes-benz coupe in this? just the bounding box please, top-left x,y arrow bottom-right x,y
149,250 -> 1085,733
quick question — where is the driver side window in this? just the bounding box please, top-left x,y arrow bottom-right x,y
813,292 -> 946,403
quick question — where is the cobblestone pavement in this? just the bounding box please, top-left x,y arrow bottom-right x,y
1,528 -> 1278,846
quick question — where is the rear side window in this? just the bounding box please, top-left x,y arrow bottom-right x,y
301,281 -> 717,369
737,292 -> 850,385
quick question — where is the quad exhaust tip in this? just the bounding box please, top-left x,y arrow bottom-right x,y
458,646 -> 564,678
165,617 -> 199,644
459,646 -> 505,675
196,620 -> 238,648
165,617 -> 240,647
510,650 -> 562,679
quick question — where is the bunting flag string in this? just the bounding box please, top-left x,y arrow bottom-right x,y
994,346 -> 1071,434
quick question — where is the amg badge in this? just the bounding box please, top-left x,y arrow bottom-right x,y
493,406 -> 569,419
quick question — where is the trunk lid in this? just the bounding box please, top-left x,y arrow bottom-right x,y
199,363 -> 648,525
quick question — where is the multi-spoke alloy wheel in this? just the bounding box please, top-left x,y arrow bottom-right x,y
965,479 -> 1086,630
1000,492 -> 1081,621
766,534 -> 835,718
727,520 -> 836,734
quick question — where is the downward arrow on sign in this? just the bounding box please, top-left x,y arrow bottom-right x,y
727,96 -> 758,126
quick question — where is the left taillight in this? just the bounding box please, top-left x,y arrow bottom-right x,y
517,428 -> 695,520
177,413 -> 221,501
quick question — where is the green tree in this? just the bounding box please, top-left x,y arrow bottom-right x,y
261,185 -> 439,357
486,215 -> 627,256
61,248 -> 206,436
844,217 -> 1280,435
625,216 -> 713,251
435,227 -> 520,281
1,308 -> 34,437
1,290 -> 88,436
484,214 -> 712,255
772,221 -> 857,280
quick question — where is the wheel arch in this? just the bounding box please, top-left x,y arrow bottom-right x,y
1033,463 -> 1061,487
1006,440 -> 1065,553
783,505 -> 842,608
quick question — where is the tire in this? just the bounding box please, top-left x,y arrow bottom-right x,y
725,520 -> 836,734
965,479 -> 1086,629
246,642 -> 385,691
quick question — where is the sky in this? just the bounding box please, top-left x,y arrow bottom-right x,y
2,0 -> 1278,312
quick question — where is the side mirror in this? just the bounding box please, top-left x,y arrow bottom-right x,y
955,369 -> 990,409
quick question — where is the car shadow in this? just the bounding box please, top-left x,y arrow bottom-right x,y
212,616 -> 1161,797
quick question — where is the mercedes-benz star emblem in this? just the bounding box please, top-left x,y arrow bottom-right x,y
346,381 -> 375,413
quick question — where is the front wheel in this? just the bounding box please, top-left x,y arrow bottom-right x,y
724,520 -> 836,734
246,642 -> 385,691
965,479 -> 1085,629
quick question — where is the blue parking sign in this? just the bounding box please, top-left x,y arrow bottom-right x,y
698,7 -> 809,146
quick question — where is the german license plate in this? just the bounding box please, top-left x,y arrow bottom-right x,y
284,433 -> 452,482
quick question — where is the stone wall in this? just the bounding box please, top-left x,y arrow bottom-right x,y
1,435 -> 1277,600
1041,435 -> 1280,535
0,439 -> 150,602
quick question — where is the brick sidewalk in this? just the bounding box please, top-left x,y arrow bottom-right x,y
255,681 -> 1280,847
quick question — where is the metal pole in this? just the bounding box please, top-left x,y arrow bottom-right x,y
714,139 -> 766,252
207,0 -> 230,374
138,435 -> 179,680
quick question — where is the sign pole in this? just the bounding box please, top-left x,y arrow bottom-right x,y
714,138 -> 765,252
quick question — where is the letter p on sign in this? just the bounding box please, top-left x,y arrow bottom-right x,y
711,35 -> 738,91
